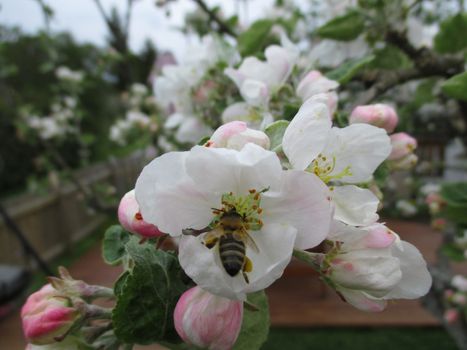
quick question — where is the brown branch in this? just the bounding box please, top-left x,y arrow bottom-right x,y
192,0 -> 237,37
355,29 -> 464,105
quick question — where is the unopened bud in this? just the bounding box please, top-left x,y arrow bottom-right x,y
21,285 -> 79,345
349,104 -> 399,133
208,121 -> 270,150
118,189 -> 164,238
389,133 -> 417,161
174,286 -> 243,350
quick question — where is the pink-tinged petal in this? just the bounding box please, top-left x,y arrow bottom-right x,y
174,286 -> 243,350
282,99 -> 332,170
262,170 -> 332,249
338,288 -> 387,312
296,70 -> 339,101
210,121 -> 248,148
364,225 -> 396,249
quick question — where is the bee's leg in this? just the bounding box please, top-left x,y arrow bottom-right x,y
203,236 -> 219,249
242,256 -> 253,284
182,226 -> 211,236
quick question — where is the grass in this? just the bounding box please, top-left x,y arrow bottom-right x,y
263,327 -> 457,350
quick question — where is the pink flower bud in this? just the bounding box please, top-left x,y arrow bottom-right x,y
431,218 -> 446,231
21,284 -> 79,345
391,154 -> 418,170
363,225 -> 396,249
118,190 -> 163,238
296,71 -> 339,101
452,293 -> 466,306
444,308 -> 459,324
208,121 -> 270,150
349,104 -> 399,133
389,133 -> 417,161
174,286 -> 243,350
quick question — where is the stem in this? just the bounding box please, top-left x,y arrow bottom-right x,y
192,0 -> 237,37
292,249 -> 324,271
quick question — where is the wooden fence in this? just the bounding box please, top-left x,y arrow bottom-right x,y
0,149 -> 153,267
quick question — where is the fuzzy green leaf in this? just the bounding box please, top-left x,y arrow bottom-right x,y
264,120 -> 289,152
238,19 -> 274,56
102,225 -> 130,266
316,11 -> 365,41
327,55 -> 375,84
233,291 -> 270,350
112,237 -> 189,345
442,243 -> 466,262
434,14 -> 467,54
442,72 -> 467,102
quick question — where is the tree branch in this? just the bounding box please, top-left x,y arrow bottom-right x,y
192,0 -> 237,37
355,29 -> 464,105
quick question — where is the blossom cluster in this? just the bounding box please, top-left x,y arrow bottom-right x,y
21,30 -> 432,350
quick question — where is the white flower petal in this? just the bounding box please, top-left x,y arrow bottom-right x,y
176,117 -> 213,144
324,124 -> 391,183
282,100 -> 332,170
178,223 -> 297,300
186,144 -> 282,195
239,79 -> 269,107
262,170 -> 332,249
332,185 -> 379,226
135,151 -> 216,235
384,241 -> 432,299
338,288 -> 387,312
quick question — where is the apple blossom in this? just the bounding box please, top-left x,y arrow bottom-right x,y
135,143 -> 332,299
283,99 -> 391,184
324,222 -> 432,312
225,38 -> 298,107
118,189 -> 163,238
452,275 -> 467,292
349,104 -> 399,133
21,284 -> 79,345
208,121 -> 270,150
174,286 -> 243,350
296,70 -> 339,102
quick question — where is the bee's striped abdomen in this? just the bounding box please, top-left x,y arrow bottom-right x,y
219,232 -> 246,277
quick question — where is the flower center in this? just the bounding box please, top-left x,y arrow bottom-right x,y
308,153 -> 352,183
210,188 -> 267,231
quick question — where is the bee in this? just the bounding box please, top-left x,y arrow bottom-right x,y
182,209 -> 259,284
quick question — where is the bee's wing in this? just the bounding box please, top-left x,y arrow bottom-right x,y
235,228 -> 260,253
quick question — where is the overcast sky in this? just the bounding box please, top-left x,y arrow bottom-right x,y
0,0 -> 278,58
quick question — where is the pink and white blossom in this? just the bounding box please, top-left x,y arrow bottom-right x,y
174,286 -> 243,350
135,143 -> 332,299
389,132 -> 417,161
325,223 -> 432,312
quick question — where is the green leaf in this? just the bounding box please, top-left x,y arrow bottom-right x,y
102,225 -> 130,266
441,243 -> 466,262
233,291 -> 270,350
197,136 -> 210,145
264,120 -> 289,152
316,11 -> 365,41
326,55 -> 375,84
441,72 -> 467,102
441,182 -> 467,205
369,45 -> 412,70
112,237 -> 189,345
434,14 -> 467,54
238,19 -> 274,56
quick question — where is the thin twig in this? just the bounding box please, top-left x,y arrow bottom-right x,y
192,0 -> 237,37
